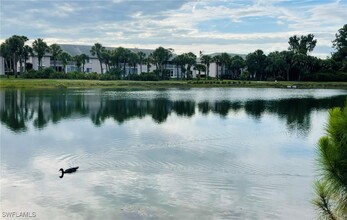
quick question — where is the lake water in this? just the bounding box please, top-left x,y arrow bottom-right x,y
1,88 -> 347,220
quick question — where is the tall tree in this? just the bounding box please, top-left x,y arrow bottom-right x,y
80,54 -> 89,73
90,43 -> 105,74
59,52 -> 71,73
17,36 -> 29,75
288,34 -> 317,55
332,24 -> 347,70
213,55 -> 222,79
101,49 -> 111,72
313,103 -> 347,220
22,45 -> 33,72
184,52 -> 196,79
280,51 -> 295,81
246,50 -> 267,80
128,52 -> 139,75
151,47 -> 173,79
220,53 -> 230,77
50,44 -> 62,71
0,42 -> 11,77
145,55 -> 152,73
5,35 -> 27,77
32,38 -> 50,69
193,63 -> 206,79
229,55 -> 245,79
115,47 -> 131,78
200,54 -> 212,79
74,55 -> 83,72
137,51 -> 146,73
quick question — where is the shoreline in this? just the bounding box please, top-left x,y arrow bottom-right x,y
1,79 -> 347,90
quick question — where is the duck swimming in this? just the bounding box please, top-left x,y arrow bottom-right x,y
59,167 -> 79,178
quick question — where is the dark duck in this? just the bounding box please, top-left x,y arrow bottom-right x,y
59,167 -> 79,178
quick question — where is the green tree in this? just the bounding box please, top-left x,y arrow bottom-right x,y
22,45 -> 33,72
4,35 -> 28,77
90,43 -> 105,74
50,44 -> 62,71
137,51 -> 146,73
0,42 -> 11,76
200,54 -> 212,78
313,103 -> 347,220
145,55 -> 152,73
288,34 -> 317,55
194,63 -> 206,79
332,24 -> 347,71
220,52 -> 230,77
80,54 -> 89,73
59,52 -> 71,73
151,47 -> 173,79
17,36 -> 29,75
117,47 -> 132,78
246,50 -> 267,80
229,55 -> 245,79
101,49 -> 111,72
280,50 -> 295,81
184,52 -> 197,79
213,55 -> 222,79
74,55 -> 83,72
172,54 -> 187,79
32,38 -> 50,69
128,52 -> 139,75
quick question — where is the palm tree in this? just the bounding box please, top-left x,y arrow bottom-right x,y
220,52 -> 230,78
137,51 -> 146,73
213,55 -> 222,79
32,38 -> 50,69
50,44 -> 62,71
128,52 -> 139,75
194,64 -> 206,80
80,54 -> 89,73
74,55 -> 82,72
5,35 -> 27,77
185,52 -> 196,79
18,36 -> 29,75
145,54 -> 153,73
90,43 -> 105,74
0,42 -> 11,77
151,47 -> 173,79
101,49 -> 111,73
22,45 -> 33,72
59,52 -> 71,73
200,54 -> 212,79
313,103 -> 347,220
172,56 -> 182,79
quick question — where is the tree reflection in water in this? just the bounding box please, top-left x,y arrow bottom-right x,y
1,89 -> 346,134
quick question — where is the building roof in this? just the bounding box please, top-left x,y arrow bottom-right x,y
58,44 -> 154,58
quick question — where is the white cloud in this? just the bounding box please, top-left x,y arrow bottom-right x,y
0,0 -> 345,57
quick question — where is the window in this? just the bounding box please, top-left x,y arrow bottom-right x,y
86,68 -> 92,73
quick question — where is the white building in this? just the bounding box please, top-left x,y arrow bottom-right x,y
0,44 -> 246,79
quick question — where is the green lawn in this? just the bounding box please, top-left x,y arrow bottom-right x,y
1,78 -> 347,89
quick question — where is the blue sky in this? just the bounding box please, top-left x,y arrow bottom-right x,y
1,0 -> 346,57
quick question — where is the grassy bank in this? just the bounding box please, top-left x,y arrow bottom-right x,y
1,78 -> 347,89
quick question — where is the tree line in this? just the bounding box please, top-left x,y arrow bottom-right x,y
1,24 -> 346,81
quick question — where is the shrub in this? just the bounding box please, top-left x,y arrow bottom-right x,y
302,72 -> 347,82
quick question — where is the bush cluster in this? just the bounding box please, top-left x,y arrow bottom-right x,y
22,68 -> 160,81
302,72 -> 347,82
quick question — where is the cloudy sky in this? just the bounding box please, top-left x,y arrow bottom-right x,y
1,0 -> 346,57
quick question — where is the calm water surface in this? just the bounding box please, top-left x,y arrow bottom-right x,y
1,88 -> 347,219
